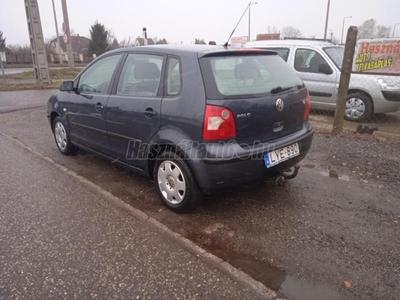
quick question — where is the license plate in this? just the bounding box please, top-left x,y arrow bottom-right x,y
264,143 -> 300,168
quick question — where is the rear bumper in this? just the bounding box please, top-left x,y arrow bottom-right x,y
187,123 -> 314,190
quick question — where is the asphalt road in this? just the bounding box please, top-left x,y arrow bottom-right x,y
1,90 -> 400,300
0,124 -> 265,299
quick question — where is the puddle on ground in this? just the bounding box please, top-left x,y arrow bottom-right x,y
226,252 -> 343,300
176,225 -> 344,300
320,170 -> 350,181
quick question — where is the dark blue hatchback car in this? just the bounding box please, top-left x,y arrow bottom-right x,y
47,45 -> 313,212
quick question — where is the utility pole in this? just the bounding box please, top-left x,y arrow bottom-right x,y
51,0 -> 63,65
61,0 -> 74,68
323,0 -> 331,40
248,2 -> 258,42
248,3 -> 251,42
24,0 -> 51,83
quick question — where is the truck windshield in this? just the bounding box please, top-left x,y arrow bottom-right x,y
200,53 -> 303,100
324,47 -> 344,69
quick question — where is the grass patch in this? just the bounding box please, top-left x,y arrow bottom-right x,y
0,68 -> 82,80
0,81 -> 61,91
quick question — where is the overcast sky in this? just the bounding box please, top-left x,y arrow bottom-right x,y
1,0 -> 399,46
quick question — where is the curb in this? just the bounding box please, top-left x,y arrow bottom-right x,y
0,131 -> 281,300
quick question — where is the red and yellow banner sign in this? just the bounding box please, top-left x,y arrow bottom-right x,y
353,39 -> 400,74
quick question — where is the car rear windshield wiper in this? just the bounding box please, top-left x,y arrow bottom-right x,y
270,85 -> 301,95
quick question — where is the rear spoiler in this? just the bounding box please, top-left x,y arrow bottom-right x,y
199,48 -> 279,58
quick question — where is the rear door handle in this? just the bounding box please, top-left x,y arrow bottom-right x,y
95,103 -> 104,111
144,108 -> 158,118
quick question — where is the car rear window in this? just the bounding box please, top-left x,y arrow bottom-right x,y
200,53 -> 303,99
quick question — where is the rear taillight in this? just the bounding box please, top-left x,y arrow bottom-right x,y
304,91 -> 310,121
202,105 -> 236,141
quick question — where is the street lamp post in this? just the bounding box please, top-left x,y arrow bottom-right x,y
393,23 -> 400,37
248,2 -> 258,42
323,0 -> 331,40
51,0 -> 63,65
341,16 -> 352,44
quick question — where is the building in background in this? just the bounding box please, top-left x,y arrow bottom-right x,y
256,33 -> 281,41
49,34 -> 91,62
134,27 -> 155,47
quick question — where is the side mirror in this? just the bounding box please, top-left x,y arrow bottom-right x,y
60,81 -> 74,92
319,64 -> 333,75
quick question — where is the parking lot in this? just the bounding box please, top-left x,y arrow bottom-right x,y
1,90 -> 400,300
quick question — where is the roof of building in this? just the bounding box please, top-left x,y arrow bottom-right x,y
135,38 -> 155,46
51,35 -> 91,54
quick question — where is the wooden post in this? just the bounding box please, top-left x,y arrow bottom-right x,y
332,26 -> 358,136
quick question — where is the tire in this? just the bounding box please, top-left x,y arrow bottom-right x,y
345,92 -> 373,121
154,151 -> 202,213
52,116 -> 77,155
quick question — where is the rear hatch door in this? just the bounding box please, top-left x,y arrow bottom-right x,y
199,50 -> 307,144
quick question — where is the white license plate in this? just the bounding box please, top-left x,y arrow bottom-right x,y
264,143 -> 300,168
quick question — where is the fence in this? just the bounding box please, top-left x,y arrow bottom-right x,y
277,28 -> 400,138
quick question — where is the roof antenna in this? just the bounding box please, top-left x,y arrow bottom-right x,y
223,2 -> 251,48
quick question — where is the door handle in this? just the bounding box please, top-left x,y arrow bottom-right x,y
95,103 -> 104,111
144,108 -> 158,118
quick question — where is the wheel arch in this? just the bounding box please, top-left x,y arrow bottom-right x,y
50,111 -> 60,132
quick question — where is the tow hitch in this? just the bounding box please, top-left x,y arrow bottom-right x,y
275,164 -> 300,187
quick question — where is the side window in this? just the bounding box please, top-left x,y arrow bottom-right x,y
166,57 -> 182,96
117,53 -> 164,97
268,48 -> 290,62
78,54 -> 122,94
294,49 -> 330,74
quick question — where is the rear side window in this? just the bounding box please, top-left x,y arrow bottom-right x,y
264,48 -> 290,62
117,53 -> 164,97
200,54 -> 303,99
294,49 -> 329,73
166,57 -> 182,96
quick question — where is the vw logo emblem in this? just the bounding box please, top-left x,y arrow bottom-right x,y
276,98 -> 284,112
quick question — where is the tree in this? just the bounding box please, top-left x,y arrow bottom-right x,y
266,25 -> 280,34
119,36 -> 134,48
0,30 -> 6,50
156,38 -> 168,44
358,19 -> 376,39
375,25 -> 391,38
281,26 -> 303,38
88,21 -> 109,56
108,37 -> 119,50
7,44 -> 30,54
194,39 -> 206,45
357,19 -> 391,39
